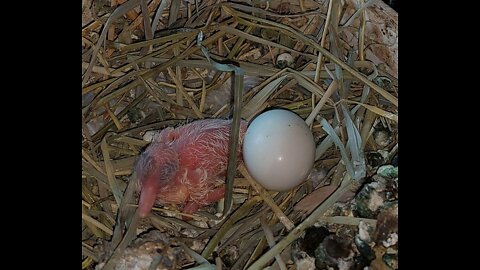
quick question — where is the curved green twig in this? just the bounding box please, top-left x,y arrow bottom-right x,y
197,31 -> 245,218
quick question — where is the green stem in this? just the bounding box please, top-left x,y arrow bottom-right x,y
223,71 -> 244,216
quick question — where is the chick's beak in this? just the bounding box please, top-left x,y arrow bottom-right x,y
138,183 -> 158,218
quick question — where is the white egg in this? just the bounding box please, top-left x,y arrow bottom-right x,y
242,109 -> 315,191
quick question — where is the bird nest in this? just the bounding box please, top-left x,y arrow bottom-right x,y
82,0 -> 398,269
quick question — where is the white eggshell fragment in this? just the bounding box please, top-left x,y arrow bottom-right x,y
242,109 -> 315,191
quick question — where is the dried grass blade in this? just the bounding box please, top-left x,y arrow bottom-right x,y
223,71 -> 244,217
120,30 -> 197,52
239,164 -> 294,231
92,90 -> 147,142
246,174 -> 355,270
82,160 -> 109,187
167,67 -> 203,118
82,148 -> 106,174
260,217 -> 288,270
151,0 -> 169,33
82,205 -> 105,238
111,174 -> 138,247
320,118 -> 355,177
227,7 -> 398,106
341,104 -> 366,180
101,135 -> 124,206
202,196 -> 262,258
140,0 -> 153,40
315,0 -> 334,83
83,0 -> 142,85
317,216 -> 377,228
289,69 -> 328,98
179,242 -> 215,270
219,25 -> 315,60
314,135 -> 332,160
101,211 -> 141,270
305,80 -> 339,126
293,185 -> 338,215
345,100 -> 398,122
168,0 -> 180,26
242,75 -> 287,119
82,78 -> 117,95
199,80 -> 207,112
225,2 -> 324,18
82,213 -> 113,236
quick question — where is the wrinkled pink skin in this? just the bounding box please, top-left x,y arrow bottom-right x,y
135,119 -> 248,218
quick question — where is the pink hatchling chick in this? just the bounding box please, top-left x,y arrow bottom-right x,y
135,119 -> 248,218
